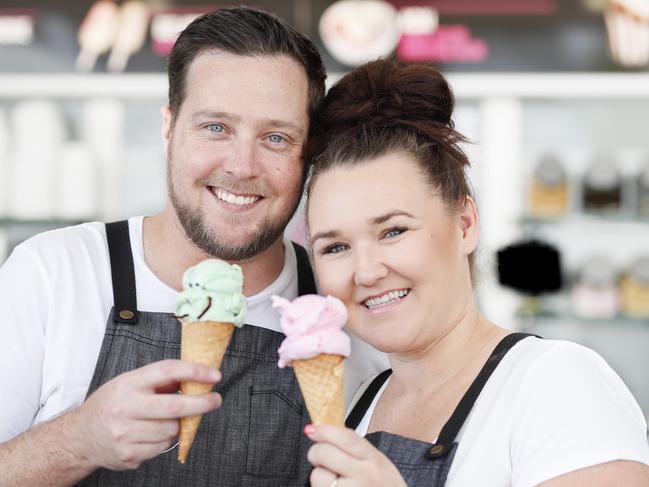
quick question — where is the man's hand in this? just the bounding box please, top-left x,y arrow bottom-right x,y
1,359 -> 223,486
70,359 -> 222,471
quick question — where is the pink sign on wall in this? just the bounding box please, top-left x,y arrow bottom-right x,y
398,24 -> 488,63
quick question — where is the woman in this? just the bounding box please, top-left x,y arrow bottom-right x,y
303,59 -> 649,486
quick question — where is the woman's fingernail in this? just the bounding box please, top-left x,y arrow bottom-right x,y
209,368 -> 220,381
304,424 -> 315,436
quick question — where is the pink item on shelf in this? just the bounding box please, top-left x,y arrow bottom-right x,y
571,285 -> 620,319
272,295 -> 351,368
150,8 -> 211,57
318,0 -> 400,66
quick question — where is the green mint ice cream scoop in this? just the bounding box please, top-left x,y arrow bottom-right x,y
175,259 -> 247,326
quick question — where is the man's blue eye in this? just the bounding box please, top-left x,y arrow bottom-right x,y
208,124 -> 224,133
269,134 -> 284,143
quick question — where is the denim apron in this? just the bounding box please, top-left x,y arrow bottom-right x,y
345,333 -> 536,486
77,221 -> 316,486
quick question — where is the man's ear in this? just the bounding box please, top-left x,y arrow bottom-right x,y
161,105 -> 173,157
459,195 -> 480,255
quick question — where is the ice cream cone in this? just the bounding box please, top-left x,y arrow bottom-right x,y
272,295 -> 350,425
292,353 -> 345,426
178,321 -> 235,463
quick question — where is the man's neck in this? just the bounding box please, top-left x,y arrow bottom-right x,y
142,209 -> 286,296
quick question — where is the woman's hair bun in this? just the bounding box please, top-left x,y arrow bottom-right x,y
306,58 -> 473,249
314,59 -> 455,137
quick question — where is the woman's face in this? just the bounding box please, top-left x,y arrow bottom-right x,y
307,151 -> 479,354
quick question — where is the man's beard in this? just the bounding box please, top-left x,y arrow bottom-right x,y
168,169 -> 300,262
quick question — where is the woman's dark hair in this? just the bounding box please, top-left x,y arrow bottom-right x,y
305,59 -> 476,273
168,7 -> 326,120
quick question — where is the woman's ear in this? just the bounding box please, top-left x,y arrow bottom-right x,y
458,196 -> 480,255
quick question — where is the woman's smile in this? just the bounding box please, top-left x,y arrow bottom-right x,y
360,288 -> 411,313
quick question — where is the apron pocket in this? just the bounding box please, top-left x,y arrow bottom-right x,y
245,386 -> 303,478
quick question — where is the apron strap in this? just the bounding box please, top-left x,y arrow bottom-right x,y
292,241 -> 317,296
345,369 -> 393,430
106,220 -> 139,325
343,333 -> 541,458
426,332 -> 539,459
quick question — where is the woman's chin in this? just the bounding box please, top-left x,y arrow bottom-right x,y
353,329 -> 412,355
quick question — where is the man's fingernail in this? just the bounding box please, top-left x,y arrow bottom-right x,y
304,424 -> 315,436
209,368 -> 220,381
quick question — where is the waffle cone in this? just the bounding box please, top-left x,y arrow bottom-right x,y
292,354 -> 345,426
178,321 -> 235,463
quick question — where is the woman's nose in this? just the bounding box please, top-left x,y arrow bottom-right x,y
353,248 -> 388,287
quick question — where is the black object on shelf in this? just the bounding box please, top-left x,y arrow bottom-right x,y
497,240 -> 562,295
583,155 -> 622,211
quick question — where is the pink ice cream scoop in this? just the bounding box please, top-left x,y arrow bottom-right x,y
272,294 -> 351,368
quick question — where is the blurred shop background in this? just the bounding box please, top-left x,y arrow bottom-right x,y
0,0 -> 648,417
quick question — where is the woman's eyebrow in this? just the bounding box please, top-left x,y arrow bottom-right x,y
309,229 -> 341,247
371,210 -> 415,225
310,211 -> 415,246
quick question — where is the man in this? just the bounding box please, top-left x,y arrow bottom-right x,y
0,8 -> 385,486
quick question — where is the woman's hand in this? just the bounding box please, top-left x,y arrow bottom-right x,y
305,424 -> 407,487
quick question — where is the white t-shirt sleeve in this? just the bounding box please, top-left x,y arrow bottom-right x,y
510,342 -> 649,487
0,244 -> 48,441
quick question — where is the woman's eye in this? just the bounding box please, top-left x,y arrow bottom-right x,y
322,243 -> 348,255
207,123 -> 225,133
268,134 -> 285,144
384,227 -> 406,239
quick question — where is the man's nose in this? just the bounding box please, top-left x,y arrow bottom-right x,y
222,138 -> 258,179
353,247 -> 388,287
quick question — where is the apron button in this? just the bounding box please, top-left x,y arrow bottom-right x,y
426,444 -> 446,458
119,310 -> 135,320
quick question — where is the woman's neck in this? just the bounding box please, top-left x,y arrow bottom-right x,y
386,304 -> 508,397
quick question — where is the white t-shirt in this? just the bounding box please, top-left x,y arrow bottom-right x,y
0,216 -> 387,441
353,337 -> 649,487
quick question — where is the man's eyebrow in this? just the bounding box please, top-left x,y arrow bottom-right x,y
192,111 -> 238,123
309,230 -> 341,247
371,210 -> 416,225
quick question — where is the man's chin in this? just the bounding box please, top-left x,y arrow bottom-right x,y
171,197 -> 293,260
192,227 -> 284,261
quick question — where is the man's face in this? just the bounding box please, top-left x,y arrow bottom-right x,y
163,51 -> 310,261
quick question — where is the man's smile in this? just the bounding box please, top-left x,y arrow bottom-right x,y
208,186 -> 262,209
